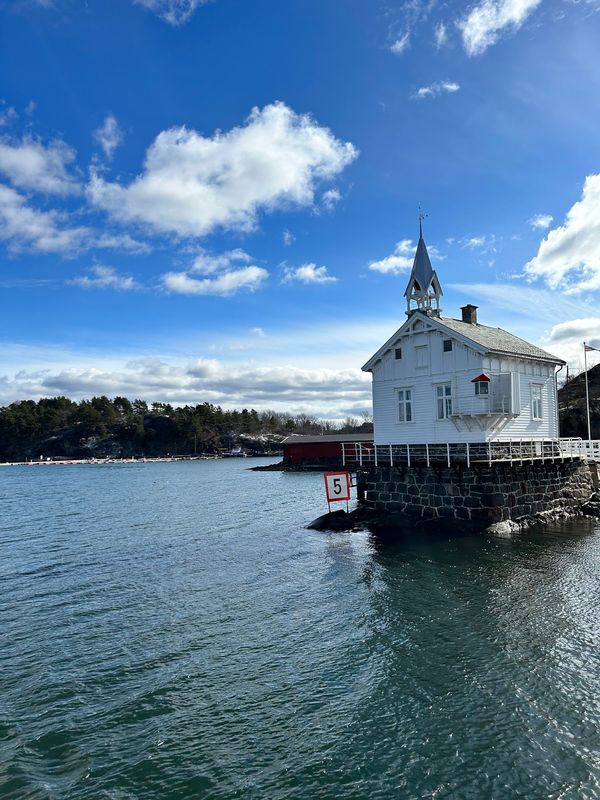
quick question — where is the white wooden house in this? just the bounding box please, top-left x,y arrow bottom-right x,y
362,229 -> 566,445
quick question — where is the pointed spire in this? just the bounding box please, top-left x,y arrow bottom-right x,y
408,236 -> 434,293
404,213 -> 443,316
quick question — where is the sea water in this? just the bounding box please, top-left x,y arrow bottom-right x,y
1,459 -> 599,799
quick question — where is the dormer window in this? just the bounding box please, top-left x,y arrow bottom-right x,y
443,339 -> 453,353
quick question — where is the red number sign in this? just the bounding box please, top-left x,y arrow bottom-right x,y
324,471 -> 351,502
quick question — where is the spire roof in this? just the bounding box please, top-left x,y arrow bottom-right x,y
402,218 -> 443,315
403,233 -> 435,298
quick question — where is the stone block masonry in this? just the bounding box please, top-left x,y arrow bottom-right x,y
363,460 -> 595,529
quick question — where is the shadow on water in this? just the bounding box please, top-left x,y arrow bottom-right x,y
366,512 -> 599,550
366,517 -> 477,552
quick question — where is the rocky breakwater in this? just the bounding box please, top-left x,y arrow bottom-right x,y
354,460 -> 599,535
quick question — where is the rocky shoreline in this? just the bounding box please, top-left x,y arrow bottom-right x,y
307,492 -> 600,536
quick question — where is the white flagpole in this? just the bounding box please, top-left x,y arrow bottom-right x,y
584,342 -> 591,442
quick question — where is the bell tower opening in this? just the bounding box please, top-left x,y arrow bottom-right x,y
404,216 -> 443,317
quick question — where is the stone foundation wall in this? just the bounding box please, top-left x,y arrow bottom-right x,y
363,461 -> 594,528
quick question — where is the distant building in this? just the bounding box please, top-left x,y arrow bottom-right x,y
362,227 -> 566,445
282,433 -> 373,467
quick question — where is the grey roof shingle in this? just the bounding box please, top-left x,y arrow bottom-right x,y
439,317 -> 565,364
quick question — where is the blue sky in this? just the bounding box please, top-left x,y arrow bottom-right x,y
2,0 -> 600,419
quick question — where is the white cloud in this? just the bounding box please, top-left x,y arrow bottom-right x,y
0,136 -> 80,195
191,248 -> 252,275
0,124 -> 154,258
368,239 -> 415,274
163,266 -> 268,296
282,263 -> 338,284
414,81 -> 460,99
458,0 -> 542,57
448,282 -> 588,323
0,106 -> 18,127
162,248 -> 265,296
0,314 -> 411,415
464,236 -> 486,248
447,281 -> 599,368
390,33 -> 410,54
197,316 -> 397,371
544,318 -> 600,370
0,182 -> 86,253
94,114 -> 123,160
369,238 -> 444,275
251,327 -> 265,337
0,354 -> 371,419
69,265 -> 139,291
461,234 -> 497,251
133,0 -> 209,25
87,102 -> 358,238
92,232 -> 150,254
529,213 -> 554,230
283,228 -> 295,246
525,174 -> 600,293
0,182 -> 148,256
322,187 -> 341,211
548,318 -> 600,345
434,22 -> 448,48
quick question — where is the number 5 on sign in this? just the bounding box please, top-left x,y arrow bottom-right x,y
324,471 -> 351,504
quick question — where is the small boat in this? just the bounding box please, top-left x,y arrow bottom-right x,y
223,447 -> 247,458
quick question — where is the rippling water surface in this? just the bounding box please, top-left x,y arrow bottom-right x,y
1,459 -> 600,799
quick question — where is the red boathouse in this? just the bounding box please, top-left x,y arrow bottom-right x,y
282,433 -> 374,468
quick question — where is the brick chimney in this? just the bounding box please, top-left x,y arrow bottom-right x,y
461,304 -> 478,325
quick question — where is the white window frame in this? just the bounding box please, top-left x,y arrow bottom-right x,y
443,339 -> 453,353
531,384 -> 543,421
436,383 -> 453,420
397,387 -> 414,423
475,382 -> 489,396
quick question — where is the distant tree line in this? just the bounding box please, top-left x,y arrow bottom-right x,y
0,396 -> 373,462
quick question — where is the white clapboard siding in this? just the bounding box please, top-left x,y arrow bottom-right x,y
371,325 -> 560,445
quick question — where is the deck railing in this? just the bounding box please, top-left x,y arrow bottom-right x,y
342,438 -> 587,469
571,439 -> 600,462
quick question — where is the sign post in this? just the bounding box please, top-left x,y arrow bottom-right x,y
323,471 -> 351,512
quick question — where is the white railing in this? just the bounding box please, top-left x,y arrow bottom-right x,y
342,438 -> 588,468
567,440 -> 600,462
453,394 -> 512,415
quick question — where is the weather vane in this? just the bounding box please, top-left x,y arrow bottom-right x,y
418,205 -> 428,237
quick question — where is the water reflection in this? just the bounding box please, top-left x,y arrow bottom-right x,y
1,462 -> 599,800
345,517 -> 600,798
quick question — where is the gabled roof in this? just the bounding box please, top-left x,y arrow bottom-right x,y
362,311 -> 565,371
438,317 -> 565,364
